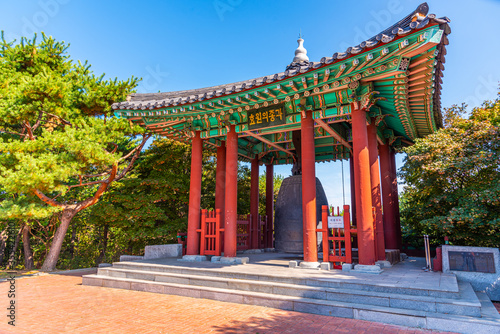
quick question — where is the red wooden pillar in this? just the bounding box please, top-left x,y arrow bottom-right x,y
301,110 -> 318,263
379,143 -> 397,249
215,141 -> 226,231
250,154 -> 259,249
349,157 -> 357,225
367,119 -> 385,261
351,105 -> 376,265
390,149 -> 402,250
224,125 -> 238,257
186,131 -> 203,255
266,164 -> 274,248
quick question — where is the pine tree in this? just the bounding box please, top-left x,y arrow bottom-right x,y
0,33 -> 150,271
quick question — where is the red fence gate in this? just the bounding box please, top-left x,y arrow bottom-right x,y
258,216 -> 268,249
317,204 -> 356,266
237,214 -> 251,251
198,209 -> 223,256
197,211 -> 270,254
236,214 -> 269,251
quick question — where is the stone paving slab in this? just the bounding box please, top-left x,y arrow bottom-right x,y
0,272 -> 453,334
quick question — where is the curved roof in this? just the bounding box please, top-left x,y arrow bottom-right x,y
114,2 -> 448,116
113,2 -> 451,165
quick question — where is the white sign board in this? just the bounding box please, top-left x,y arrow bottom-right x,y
328,216 -> 344,229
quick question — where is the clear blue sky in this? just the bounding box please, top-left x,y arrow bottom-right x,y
1,0 -> 499,206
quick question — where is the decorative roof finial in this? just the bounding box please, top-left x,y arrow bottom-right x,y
292,33 -> 309,63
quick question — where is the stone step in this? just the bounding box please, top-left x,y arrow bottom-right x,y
82,274 -> 500,334
97,267 -> 481,317
112,261 -> 460,299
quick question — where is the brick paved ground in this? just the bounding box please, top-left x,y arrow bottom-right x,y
0,271 -> 454,334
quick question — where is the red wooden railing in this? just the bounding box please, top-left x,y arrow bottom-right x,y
236,214 -> 269,250
318,205 -> 357,266
194,211 -> 271,254
237,214 -> 251,251
198,209 -> 223,256
258,216 -> 267,249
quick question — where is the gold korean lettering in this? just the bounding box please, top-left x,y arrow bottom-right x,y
275,108 -> 283,120
262,111 -> 268,123
269,109 -> 275,122
255,112 -> 262,123
249,114 -> 256,125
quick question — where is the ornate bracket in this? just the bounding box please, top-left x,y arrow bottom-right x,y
375,114 -> 393,127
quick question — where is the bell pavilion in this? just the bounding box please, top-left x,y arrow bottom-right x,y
112,2 -> 450,268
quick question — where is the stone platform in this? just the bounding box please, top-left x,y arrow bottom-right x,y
83,252 -> 500,333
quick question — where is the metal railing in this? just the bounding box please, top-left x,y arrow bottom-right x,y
423,235 -> 432,271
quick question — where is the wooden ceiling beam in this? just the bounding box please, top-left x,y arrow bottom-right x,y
244,131 -> 295,157
315,118 -> 352,150
148,120 -> 184,128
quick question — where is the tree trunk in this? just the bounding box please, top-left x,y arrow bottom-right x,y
95,224 -> 109,265
0,227 -> 8,266
69,225 -> 77,260
41,209 -> 76,272
8,227 -> 23,270
22,224 -> 35,270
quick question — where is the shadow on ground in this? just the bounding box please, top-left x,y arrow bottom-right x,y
209,310 -> 423,334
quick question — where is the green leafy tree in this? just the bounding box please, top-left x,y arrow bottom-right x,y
237,165 -> 251,215
237,166 -> 284,217
0,33 -> 150,271
400,90 -> 500,247
89,137 -> 216,255
258,172 -> 284,216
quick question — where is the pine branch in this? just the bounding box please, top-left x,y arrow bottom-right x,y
41,111 -> 74,128
76,163 -> 118,212
0,129 -> 27,138
31,112 -> 44,131
33,189 -> 65,208
81,171 -> 112,179
107,143 -> 118,154
115,133 -> 152,181
23,121 -> 35,140
67,179 -> 106,190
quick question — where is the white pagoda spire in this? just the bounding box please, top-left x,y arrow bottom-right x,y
292,32 -> 309,63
